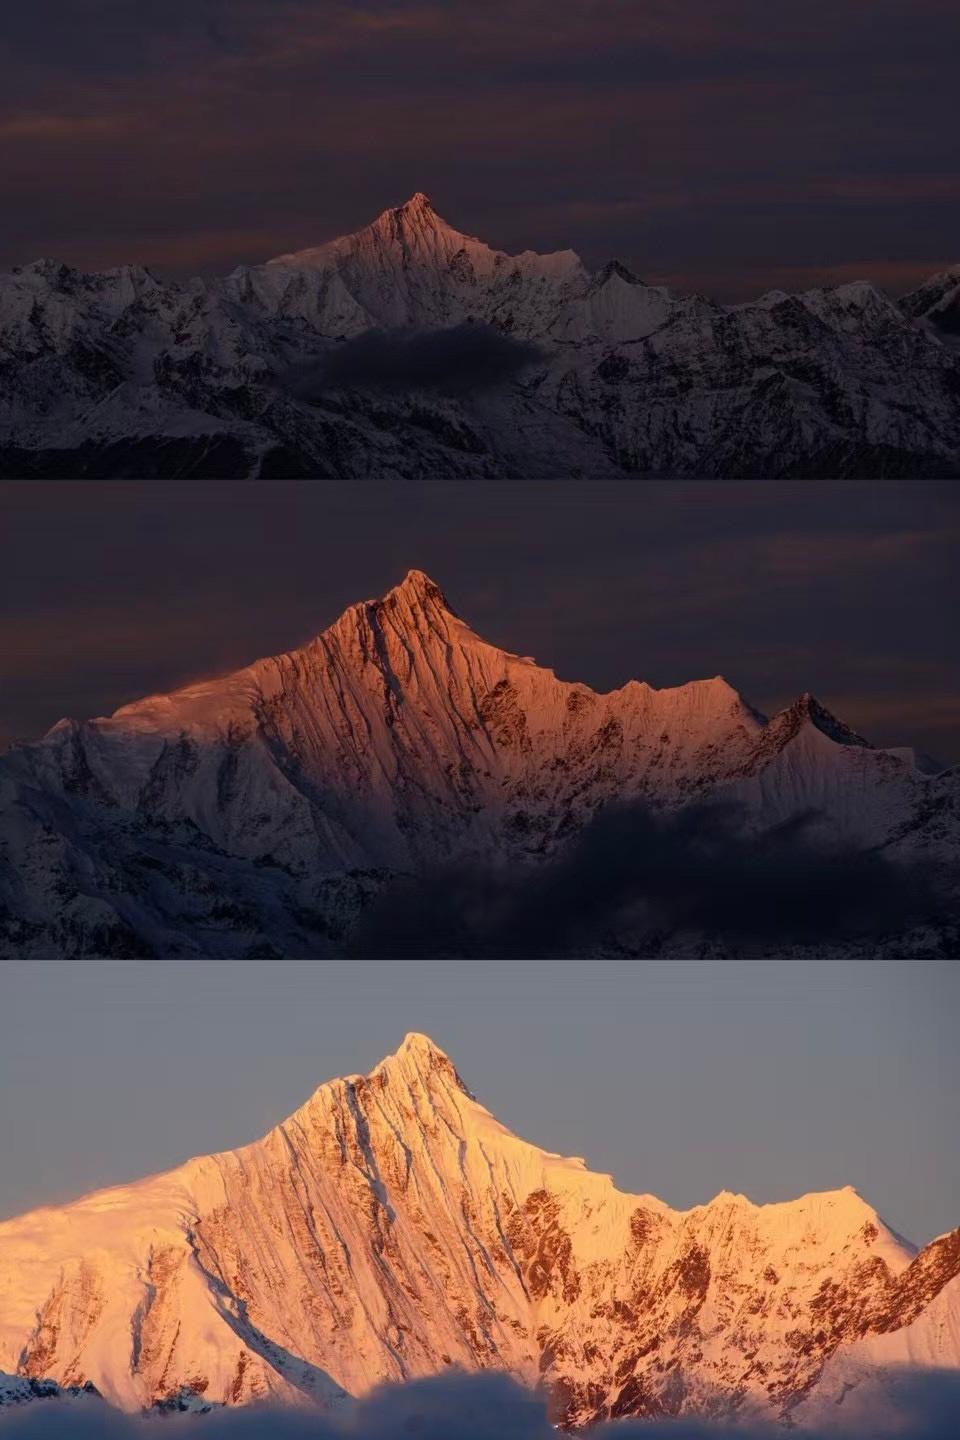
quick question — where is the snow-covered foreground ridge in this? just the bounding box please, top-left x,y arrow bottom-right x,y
0,1032 -> 958,1427
1,192 -> 959,476
1,568 -> 957,959
0,1373 -> 101,1409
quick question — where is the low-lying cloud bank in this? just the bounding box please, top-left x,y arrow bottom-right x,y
3,1368 -> 960,1439
285,324 -> 544,397
348,800 -> 952,957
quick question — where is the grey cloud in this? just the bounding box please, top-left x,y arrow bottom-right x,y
286,326 -> 544,397
349,801 -> 955,958
4,1368 -> 960,1440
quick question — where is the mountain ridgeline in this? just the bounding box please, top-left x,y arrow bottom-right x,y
1,193 -> 959,477
0,1034 -> 958,1426
0,570 -> 957,959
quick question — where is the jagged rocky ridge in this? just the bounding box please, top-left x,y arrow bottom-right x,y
1,193 -> 959,477
0,570 -> 956,958
0,1034 -> 957,1426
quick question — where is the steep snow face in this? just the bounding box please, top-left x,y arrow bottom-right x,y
1,197 -> 959,477
0,1035 -> 956,1425
77,568 -> 769,866
900,266 -> 960,355
0,570 -> 956,958
265,193 -> 586,334
550,263 -> 681,345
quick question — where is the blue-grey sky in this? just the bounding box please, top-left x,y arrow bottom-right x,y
1,960 -> 956,1247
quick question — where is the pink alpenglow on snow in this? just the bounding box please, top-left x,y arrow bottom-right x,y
0,1033 -> 958,1424
0,569 -> 955,957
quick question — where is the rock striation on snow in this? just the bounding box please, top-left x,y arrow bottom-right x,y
267,191 -> 586,333
0,1034 -> 957,1425
0,569 -> 956,958
1,195 -> 958,476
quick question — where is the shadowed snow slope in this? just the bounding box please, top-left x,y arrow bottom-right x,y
1,195 -> 959,476
0,1034 -> 958,1424
0,570 -> 957,958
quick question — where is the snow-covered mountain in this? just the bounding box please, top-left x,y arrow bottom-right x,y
0,1033 -> 957,1426
1,194 -> 958,477
268,190 -> 586,334
901,265 -> 960,353
0,570 -> 956,958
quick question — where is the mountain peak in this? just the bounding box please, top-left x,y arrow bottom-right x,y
397,191 -> 436,215
371,1030 -> 471,1095
0,1033 -> 944,1426
266,194 -> 586,295
761,691 -> 873,753
594,258 -> 642,287
795,692 -> 872,745
398,1029 -> 449,1059
370,191 -> 452,236
365,567 -> 459,627
391,567 -> 451,606
267,193 -> 468,272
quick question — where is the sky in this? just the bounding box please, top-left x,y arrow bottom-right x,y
1,479 -> 958,763
1,1 -> 958,300
1,959 -> 957,1247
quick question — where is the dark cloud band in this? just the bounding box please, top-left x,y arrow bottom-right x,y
349,800 -> 953,957
2,1367 -> 960,1440
286,326 -> 544,397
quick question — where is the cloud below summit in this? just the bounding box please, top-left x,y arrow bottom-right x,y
4,1369 -> 960,1440
350,800 -> 952,958
287,326 -> 544,397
